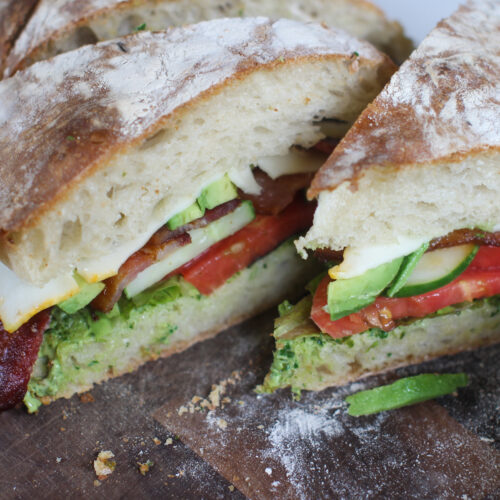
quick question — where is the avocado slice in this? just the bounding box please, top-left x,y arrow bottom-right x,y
327,257 -> 403,320
386,243 -> 429,297
197,174 -> 238,211
167,202 -> 204,230
58,279 -> 105,314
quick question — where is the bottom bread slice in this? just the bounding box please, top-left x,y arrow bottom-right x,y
260,295 -> 500,395
26,240 -> 321,410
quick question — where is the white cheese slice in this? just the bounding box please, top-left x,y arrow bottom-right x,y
0,262 -> 79,332
329,237 -> 429,280
229,165 -> 261,195
257,149 -> 324,179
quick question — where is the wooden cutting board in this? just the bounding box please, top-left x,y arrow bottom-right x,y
0,309 -> 499,499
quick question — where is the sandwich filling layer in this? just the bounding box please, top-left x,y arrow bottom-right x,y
261,240 -> 500,394
25,238 -> 322,412
0,140 -> 336,411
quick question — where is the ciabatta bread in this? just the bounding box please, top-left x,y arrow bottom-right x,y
298,0 -> 500,257
0,0 -> 37,74
4,0 -> 412,77
0,18 -> 395,288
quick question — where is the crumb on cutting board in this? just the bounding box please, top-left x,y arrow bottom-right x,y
94,450 -> 116,480
137,460 -> 154,475
177,371 -> 241,415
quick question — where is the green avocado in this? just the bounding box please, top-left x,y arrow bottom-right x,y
197,174 -> 238,211
58,279 -> 105,314
385,243 -> 429,297
346,373 -> 469,416
327,257 -> 403,320
166,175 -> 238,230
167,202 -> 204,230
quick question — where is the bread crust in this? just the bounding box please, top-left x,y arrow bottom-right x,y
0,18 -> 394,237
0,0 -> 37,75
4,0 -> 409,77
309,0 -> 500,198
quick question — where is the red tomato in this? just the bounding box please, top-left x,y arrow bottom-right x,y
470,245 -> 500,270
312,246 -> 500,339
179,197 -> 315,295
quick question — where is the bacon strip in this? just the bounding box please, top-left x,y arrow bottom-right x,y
311,138 -> 340,155
147,199 -> 240,246
430,229 -> 500,250
92,200 -> 242,313
239,168 -> 313,216
0,310 -> 51,411
92,233 -> 191,313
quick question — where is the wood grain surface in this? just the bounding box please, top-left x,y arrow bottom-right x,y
0,309 -> 498,499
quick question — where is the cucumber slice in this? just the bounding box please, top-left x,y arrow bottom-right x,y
393,244 -> 478,298
125,201 -> 255,297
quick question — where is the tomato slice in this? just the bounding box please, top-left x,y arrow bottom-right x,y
469,245 -> 500,270
312,246 -> 500,339
179,197 -> 315,295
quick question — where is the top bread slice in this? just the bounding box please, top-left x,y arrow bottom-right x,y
0,17 -> 395,286
0,0 -> 37,74
3,0 -> 412,77
298,0 -> 500,256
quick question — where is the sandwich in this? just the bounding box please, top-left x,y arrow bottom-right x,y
261,0 -> 500,396
0,0 -> 37,74
3,0 -> 412,77
0,17 -> 396,411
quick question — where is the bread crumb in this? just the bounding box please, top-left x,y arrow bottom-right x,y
153,437 -> 161,445
94,451 -> 116,479
165,438 -> 173,446
80,393 -> 95,403
137,460 -> 154,476
180,372 -> 243,414
257,425 -> 264,430
229,485 -> 235,492
94,480 -> 101,487
208,385 -> 222,408
217,418 -> 228,430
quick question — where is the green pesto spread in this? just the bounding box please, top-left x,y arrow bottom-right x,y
259,295 -> 500,397
25,277 -> 199,411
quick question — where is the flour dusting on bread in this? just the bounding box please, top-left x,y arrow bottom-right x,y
0,18 -> 394,284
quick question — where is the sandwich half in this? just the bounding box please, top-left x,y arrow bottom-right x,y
0,17 -> 395,411
261,0 -> 500,396
3,0 -> 412,77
